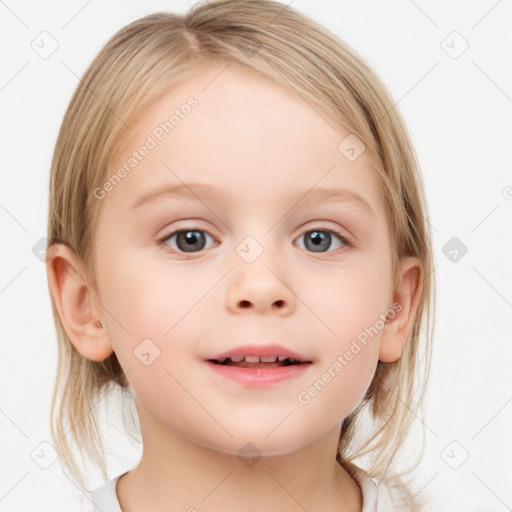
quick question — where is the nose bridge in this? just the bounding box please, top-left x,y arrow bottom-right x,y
231,207 -> 281,265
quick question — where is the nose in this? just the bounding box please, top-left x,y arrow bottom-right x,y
225,251 -> 296,315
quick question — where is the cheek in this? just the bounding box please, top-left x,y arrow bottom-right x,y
99,251 -> 209,339
96,255 -> 214,426
306,259 -> 391,346
295,257 -> 391,413
96,250 -> 230,402
295,272 -> 386,420
295,352 -> 376,430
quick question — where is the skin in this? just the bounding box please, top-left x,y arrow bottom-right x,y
47,61 -> 423,511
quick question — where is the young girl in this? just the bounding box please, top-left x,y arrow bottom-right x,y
46,1 -> 435,510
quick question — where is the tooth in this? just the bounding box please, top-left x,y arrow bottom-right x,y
244,356 -> 260,363
278,356 -> 288,362
260,356 -> 277,363
230,356 -> 244,362
217,357 -> 229,363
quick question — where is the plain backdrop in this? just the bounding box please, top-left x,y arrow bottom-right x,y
1,1 -> 511,511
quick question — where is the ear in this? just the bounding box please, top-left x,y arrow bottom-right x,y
379,256 -> 423,363
46,243 -> 114,361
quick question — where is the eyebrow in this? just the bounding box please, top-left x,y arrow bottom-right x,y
132,182 -> 375,217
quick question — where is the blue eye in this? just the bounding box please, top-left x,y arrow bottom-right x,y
295,227 -> 351,253
158,226 -> 351,255
159,228 -> 216,253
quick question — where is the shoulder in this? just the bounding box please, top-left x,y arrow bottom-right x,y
352,467 -> 420,512
357,472 -> 438,512
89,472 -> 125,512
352,467 -> 378,511
53,471 -> 127,512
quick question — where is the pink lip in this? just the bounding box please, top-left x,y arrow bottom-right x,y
206,344 -> 311,361
204,343 -> 313,387
205,361 -> 312,386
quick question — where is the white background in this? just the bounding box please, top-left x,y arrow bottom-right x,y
1,1 -> 511,511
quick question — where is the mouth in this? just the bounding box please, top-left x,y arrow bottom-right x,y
206,355 -> 311,369
204,344 -> 313,386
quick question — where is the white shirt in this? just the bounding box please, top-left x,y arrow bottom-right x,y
56,467 -> 378,511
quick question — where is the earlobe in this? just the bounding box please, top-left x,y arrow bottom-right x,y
46,243 -> 114,361
379,257 -> 423,363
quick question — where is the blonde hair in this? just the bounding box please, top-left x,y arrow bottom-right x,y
47,0 -> 435,508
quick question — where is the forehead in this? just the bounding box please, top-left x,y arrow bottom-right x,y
98,62 -> 385,223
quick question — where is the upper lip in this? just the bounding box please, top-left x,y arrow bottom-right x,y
206,344 -> 312,362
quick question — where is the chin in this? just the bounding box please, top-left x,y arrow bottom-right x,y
198,427 -> 314,460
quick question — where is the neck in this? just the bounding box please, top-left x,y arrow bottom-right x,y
116,400 -> 362,512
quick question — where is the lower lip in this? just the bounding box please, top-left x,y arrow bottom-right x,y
205,361 -> 311,386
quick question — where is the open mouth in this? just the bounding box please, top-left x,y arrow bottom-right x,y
206,355 -> 310,369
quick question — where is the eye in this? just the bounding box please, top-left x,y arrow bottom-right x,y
157,225 -> 351,255
158,228 -> 217,253
295,226 -> 351,253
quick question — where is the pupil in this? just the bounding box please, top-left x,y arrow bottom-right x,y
306,230 -> 330,252
177,230 -> 205,252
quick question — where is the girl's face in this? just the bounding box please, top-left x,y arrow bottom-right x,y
92,62 -> 398,456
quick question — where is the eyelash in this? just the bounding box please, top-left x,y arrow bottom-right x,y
157,225 -> 353,255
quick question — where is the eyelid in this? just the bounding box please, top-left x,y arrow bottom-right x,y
157,219 -> 218,238
157,224 -> 219,245
156,222 -> 351,242
304,224 -> 352,245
